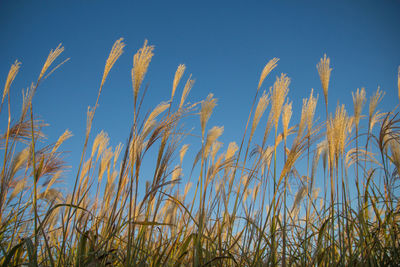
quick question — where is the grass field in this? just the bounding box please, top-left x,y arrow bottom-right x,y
1,39 -> 399,266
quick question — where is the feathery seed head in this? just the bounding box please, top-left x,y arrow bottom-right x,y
102,38 -> 125,89
317,54 -> 332,105
200,93 -> 217,138
211,141 -> 222,163
10,148 -> 30,178
261,146 -> 274,169
369,87 -> 385,119
2,60 -> 21,104
132,40 -> 154,106
21,85 -> 34,119
204,126 -> 224,156
113,143 -> 123,168
352,87 -> 366,130
327,104 -> 352,160
298,90 -> 318,137
143,102 -> 170,131
369,110 -> 385,133
282,100 -> 292,141
98,146 -> 113,184
86,106 -> 95,139
9,178 -> 26,201
251,90 -> 270,137
306,89 -> 318,132
292,184 -> 307,215
171,166 -> 182,182
317,140 -> 328,171
180,75 -> 194,109
171,64 -> 186,101
91,130 -> 110,161
39,44 -> 64,81
180,144 -> 189,165
257,58 -> 279,90
225,142 -> 238,161
51,129 -> 73,154
270,73 -> 290,129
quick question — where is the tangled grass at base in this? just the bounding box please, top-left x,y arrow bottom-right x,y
1,38 -> 400,266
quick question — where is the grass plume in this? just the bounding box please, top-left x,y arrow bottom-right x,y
0,40 -> 399,267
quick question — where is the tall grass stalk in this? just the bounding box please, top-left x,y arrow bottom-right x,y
1,42 -> 399,266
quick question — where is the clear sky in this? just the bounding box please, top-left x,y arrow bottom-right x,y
1,0 -> 399,191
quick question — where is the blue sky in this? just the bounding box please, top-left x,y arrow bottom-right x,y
1,0 -> 399,192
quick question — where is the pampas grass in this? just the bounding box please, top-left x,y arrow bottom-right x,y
1,40 -> 399,267
317,54 -> 332,113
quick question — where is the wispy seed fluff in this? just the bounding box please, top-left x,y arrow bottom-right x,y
179,75 -> 194,109
211,141 -> 222,163
51,129 -> 73,154
270,73 -> 290,129
171,64 -> 186,101
143,102 -> 170,132
369,87 -> 385,119
251,91 -> 269,138
91,130 -> 110,161
282,100 -> 292,141
132,40 -> 154,106
180,144 -> 189,165
39,44 -> 64,81
257,58 -> 279,90
301,89 -> 318,133
2,60 -> 21,104
86,106 -> 95,139
225,142 -> 238,161
204,126 -> 224,157
352,88 -> 366,131
101,38 -> 125,89
327,104 -> 352,159
317,54 -> 332,106
200,93 -> 217,138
